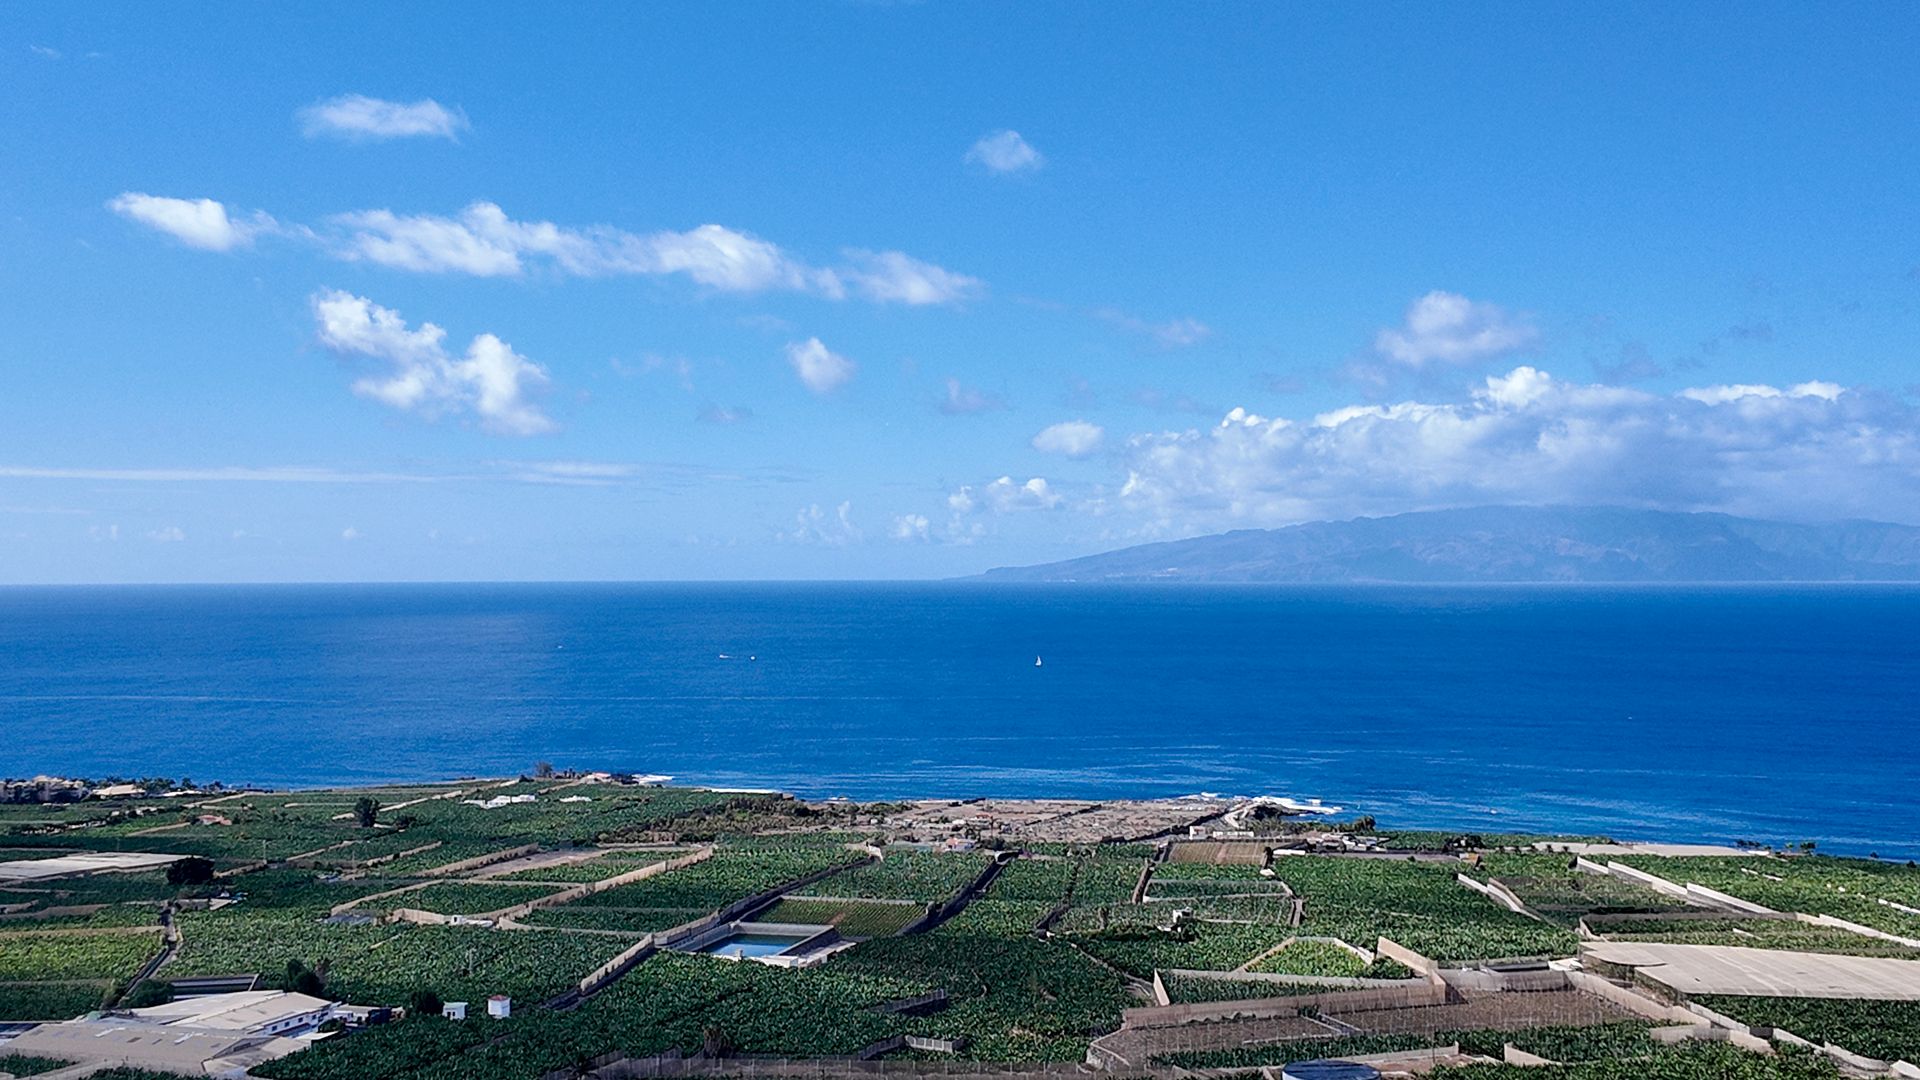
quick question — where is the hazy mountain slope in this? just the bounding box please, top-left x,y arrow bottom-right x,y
974,506 -> 1920,583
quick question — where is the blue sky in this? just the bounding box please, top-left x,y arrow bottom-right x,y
3,3 -> 1918,582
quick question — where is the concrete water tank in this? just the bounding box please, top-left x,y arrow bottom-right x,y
1281,1063 -> 1381,1080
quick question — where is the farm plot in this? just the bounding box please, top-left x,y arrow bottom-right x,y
0,929 -> 162,981
1075,919 -> 1296,977
254,952 -> 937,1080
379,882 -> 561,916
1162,973 -> 1345,1003
756,898 -> 924,937
836,913 -> 1134,1060
1472,853 -> 1688,925
1617,855 -> 1920,941
1247,937 -> 1369,977
486,849 -> 687,884
1597,916 -> 1920,957
1155,1022 -> 1660,1069
1280,855 -> 1578,962
1692,996 -> 1920,1064
0,980 -> 112,1021
525,841 -> 861,933
166,913 -> 629,1005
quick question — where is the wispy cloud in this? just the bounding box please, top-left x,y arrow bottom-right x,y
111,196 -> 979,305
966,130 -> 1044,174
28,44 -> 61,60
298,94 -> 468,141
107,193 -> 276,252
1095,308 -> 1212,348
0,465 -> 432,483
312,289 -> 557,436
939,378 -> 1006,415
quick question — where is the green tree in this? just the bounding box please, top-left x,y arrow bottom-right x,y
408,988 -> 444,1018
353,796 -> 380,828
166,856 -> 215,887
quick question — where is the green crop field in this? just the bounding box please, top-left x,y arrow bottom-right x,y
1693,996 -> 1920,1064
756,897 -> 924,937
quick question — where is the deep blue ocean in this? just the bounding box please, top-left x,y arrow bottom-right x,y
1,584 -> 1915,855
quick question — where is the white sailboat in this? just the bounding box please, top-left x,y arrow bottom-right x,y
1034,655 -> 1043,668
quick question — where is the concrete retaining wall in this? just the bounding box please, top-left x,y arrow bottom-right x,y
1684,883 -> 1776,915
1503,1044 -> 1556,1066
577,934 -> 658,996
1457,873 -> 1532,917
1374,936 -> 1438,976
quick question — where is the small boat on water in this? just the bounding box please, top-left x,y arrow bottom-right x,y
1034,655 -> 1043,667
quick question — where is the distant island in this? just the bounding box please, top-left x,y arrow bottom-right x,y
974,506 -> 1920,584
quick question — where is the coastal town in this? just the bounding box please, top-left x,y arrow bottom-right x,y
2,773 -> 1918,1080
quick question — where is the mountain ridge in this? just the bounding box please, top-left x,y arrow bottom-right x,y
971,506 -> 1920,583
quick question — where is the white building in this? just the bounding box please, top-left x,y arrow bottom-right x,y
4,990 -> 336,1075
487,994 -> 511,1019
443,1001 -> 468,1020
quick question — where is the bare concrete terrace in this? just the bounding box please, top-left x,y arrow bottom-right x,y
1583,940 -> 1920,999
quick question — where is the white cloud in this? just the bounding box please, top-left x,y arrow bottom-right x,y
940,378 -> 1005,415
1374,291 -> 1537,368
114,197 -> 975,303
328,206 -> 521,275
312,289 -> 556,436
785,338 -> 855,395
1115,368 -> 1920,527
0,465 -> 429,483
107,193 -> 275,252
29,44 -> 61,59
1679,381 -> 1844,405
341,527 -> 362,541
88,524 -> 119,542
891,513 -> 931,541
784,502 -> 861,546
146,526 -> 186,543
841,250 -> 983,305
298,94 -> 468,141
966,130 -> 1043,174
1097,309 -> 1213,348
950,476 -> 1063,516
698,404 -> 752,425
1032,420 -> 1105,458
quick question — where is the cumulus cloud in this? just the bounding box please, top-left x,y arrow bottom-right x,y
784,502 -> 861,546
786,338 -> 855,395
1115,367 -> 1920,527
891,513 -> 931,541
107,193 -> 275,252
950,476 -> 1063,515
940,378 -> 1006,415
146,526 -> 185,543
341,527 -> 362,541
311,289 -> 556,436
1032,420 -> 1105,458
966,130 -> 1044,173
298,94 -> 468,141
1374,291 -> 1537,368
